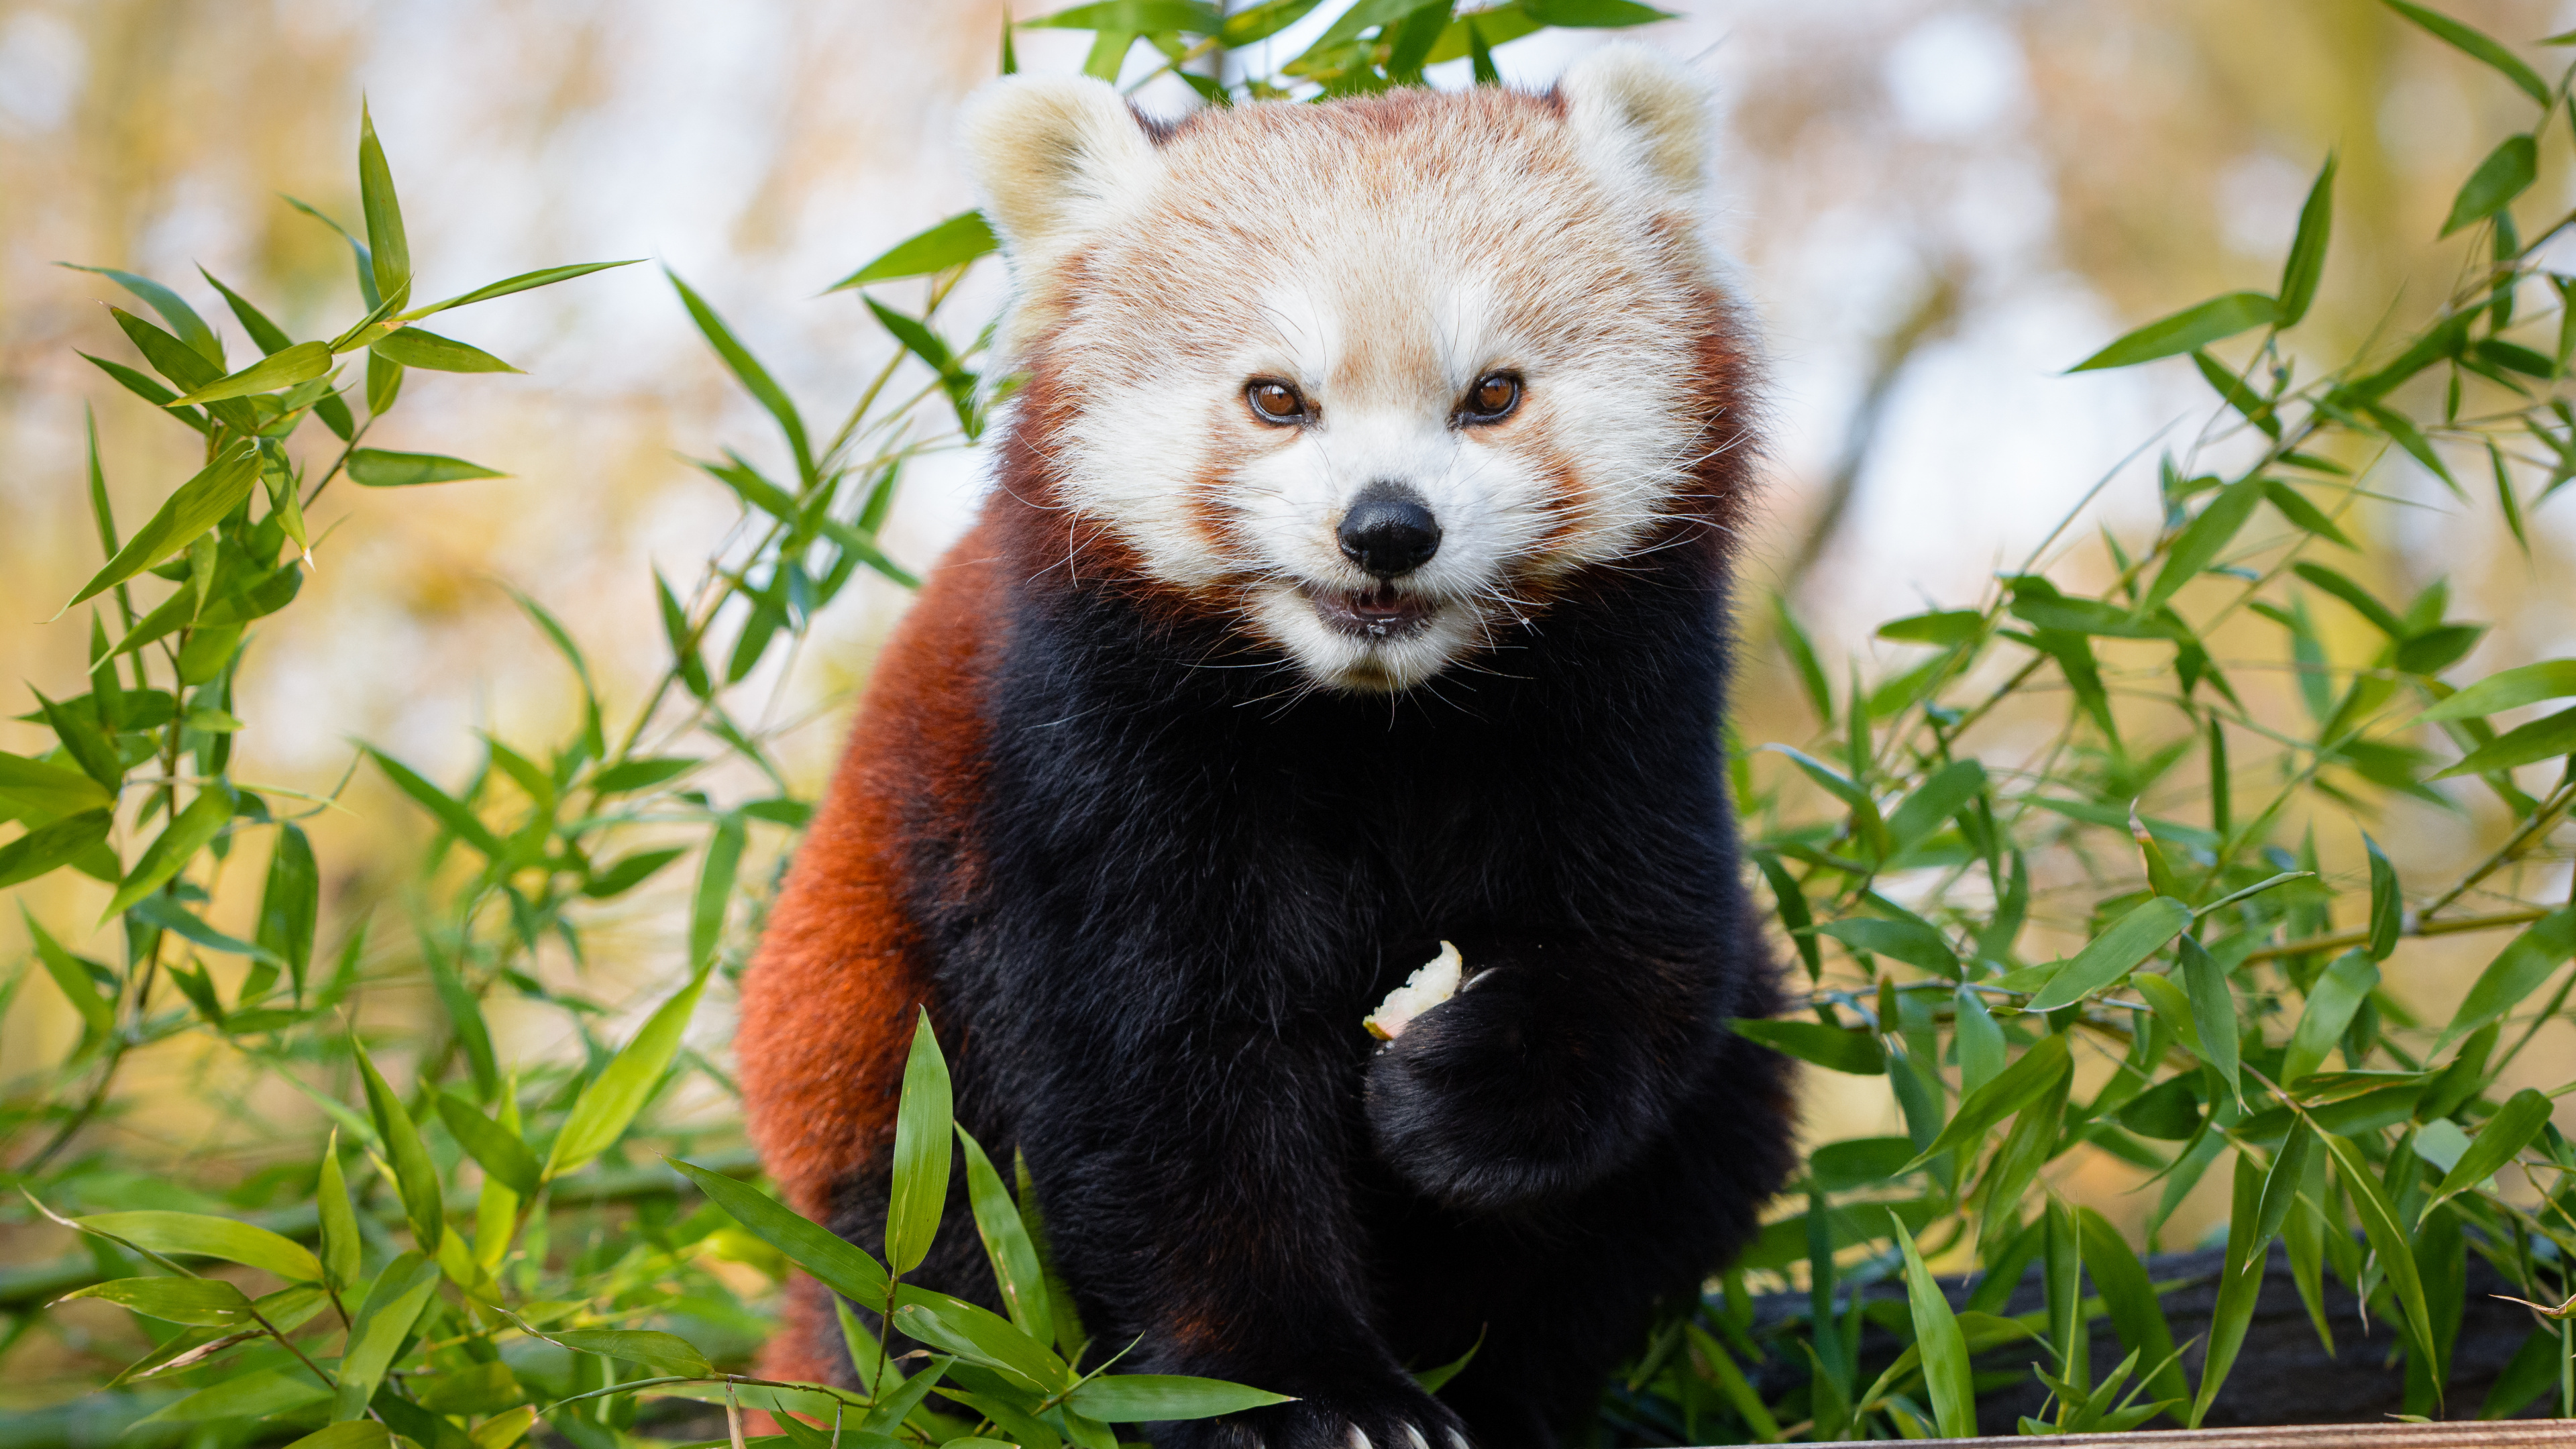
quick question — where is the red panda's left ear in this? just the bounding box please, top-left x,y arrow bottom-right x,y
1558,44 -> 1711,202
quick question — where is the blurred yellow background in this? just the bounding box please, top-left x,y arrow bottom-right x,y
4,0 -> 2573,1358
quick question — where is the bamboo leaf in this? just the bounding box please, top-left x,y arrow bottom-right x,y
2381,0 -> 2551,105
167,340 -> 331,405
668,1157 -> 891,1303
1728,1018 -> 1885,1075
2420,659 -> 2576,720
357,103 -> 410,301
956,1126 -> 1051,1348
2070,291 -> 2275,372
2275,154 -> 2337,328
2319,1130 -> 2441,1379
828,211 -> 998,291
354,1039 -> 445,1252
405,260 -> 643,317
1891,1215 -> 1976,1438
371,326 -> 519,373
2025,897 -> 2192,1012
61,443 -> 260,612
2422,1087 -> 2552,1217
58,1277 -> 251,1326
331,1251 -> 440,1419
545,969 -> 706,1178
1899,1032 -> 2071,1173
437,1091 -> 543,1197
1065,1374 -> 1295,1422
347,448 -> 507,487
886,1010 -> 955,1275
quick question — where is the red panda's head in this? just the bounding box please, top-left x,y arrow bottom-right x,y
963,47 -> 1755,693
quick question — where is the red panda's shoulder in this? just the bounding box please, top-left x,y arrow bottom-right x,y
735,506 -> 1010,1219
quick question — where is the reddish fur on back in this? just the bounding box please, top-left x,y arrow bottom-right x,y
736,518 -> 1004,1354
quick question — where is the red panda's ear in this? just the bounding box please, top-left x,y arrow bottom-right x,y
961,74 -> 1163,266
1558,44 -> 1711,202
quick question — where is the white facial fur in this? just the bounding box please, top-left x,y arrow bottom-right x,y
962,47 -> 1745,694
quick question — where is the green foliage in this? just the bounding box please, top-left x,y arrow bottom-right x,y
6,5 -> 2575,1446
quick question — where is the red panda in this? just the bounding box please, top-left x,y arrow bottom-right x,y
737,45 -> 1792,1449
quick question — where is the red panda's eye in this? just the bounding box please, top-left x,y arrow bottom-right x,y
1462,372 -> 1521,423
1246,380 -> 1308,425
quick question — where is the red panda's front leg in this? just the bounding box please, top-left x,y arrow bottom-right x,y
1360,933 -> 1723,1214
1020,1020 -> 1470,1449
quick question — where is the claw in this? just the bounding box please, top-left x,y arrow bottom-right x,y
1446,1432 -> 1470,1449
1346,1430 -> 1373,1449
1403,1426 -> 1430,1449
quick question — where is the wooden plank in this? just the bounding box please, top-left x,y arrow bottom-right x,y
1811,1419 -> 2576,1445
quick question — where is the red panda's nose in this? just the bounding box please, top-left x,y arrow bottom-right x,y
1338,485 -> 1442,579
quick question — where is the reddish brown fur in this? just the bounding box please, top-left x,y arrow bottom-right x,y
736,524 -> 1003,1224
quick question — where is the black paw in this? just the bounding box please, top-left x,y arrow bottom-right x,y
1157,1384 -> 1470,1449
1363,967 -> 1658,1210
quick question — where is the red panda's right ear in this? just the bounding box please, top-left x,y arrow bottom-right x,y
962,75 -> 1162,267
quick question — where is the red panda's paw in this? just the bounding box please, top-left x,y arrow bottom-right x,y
1160,1386 -> 1470,1449
1363,964 -> 1661,1213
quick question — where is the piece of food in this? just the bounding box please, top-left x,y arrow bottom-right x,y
1364,941 -> 1465,1041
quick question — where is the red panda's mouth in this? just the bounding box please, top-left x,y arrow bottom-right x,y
1307,582 -> 1434,641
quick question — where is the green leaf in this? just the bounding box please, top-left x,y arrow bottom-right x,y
2433,706 -> 2576,778
1771,593 -> 1833,723
1810,1136 -> 1921,1192
1813,918 -> 1956,976
2077,1206 -> 2187,1415
550,1328 -> 714,1377
2284,949 -> 2379,1081
57,1276 -> 253,1326
1899,1032 -> 2072,1173
358,103 -> 411,301
2176,935 -> 2241,1108
956,1126 -> 1051,1347
1523,0 -> 1674,23
134,1365 -> 331,1426
258,824 -> 319,1002
1727,1018 -> 1884,1075
23,907 -> 114,1035
545,969 -> 707,1177
405,260 -> 643,318
103,787 -> 236,920
1889,1215 -> 1976,1438
2070,290 -> 2275,372
355,1038 -> 445,1252
366,350 -> 402,415
2292,561 -> 2406,637
669,269 -> 814,481
2025,896 -> 2192,1012
371,326 -> 519,372
0,809 -> 114,891
366,747 -> 505,859
0,748 -> 115,818
317,1130 -> 361,1293
2364,835 -> 2401,961
437,1091 -> 542,1197
828,211 -> 999,292
1876,608 -> 1984,647
2318,1131 -> 2441,1377
1886,759 -> 1987,849
333,1251 -> 440,1420
1065,1375 -> 1295,1422
593,756 -> 700,794
2422,659 -> 2576,720
2274,154 -> 2337,328
581,846 -> 688,900
2423,1087 -> 2552,1216
2438,906 -> 2576,1049
2381,0 -> 2551,104
2261,480 -> 2353,547
168,340 -> 331,405
346,447 -> 507,487
669,1157 -> 892,1302
197,266 -> 295,355
2443,132 -> 2538,235
690,812 -> 744,971
2139,478 -> 2264,615
2191,1152 -> 2267,1426
887,1009 -> 956,1275
73,1211 -> 321,1283
1224,0 -> 1326,46
888,1291 -> 1070,1395
1757,744 -> 1890,857
1022,0 -> 1223,32
60,441 -> 260,612
59,264 -> 222,364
